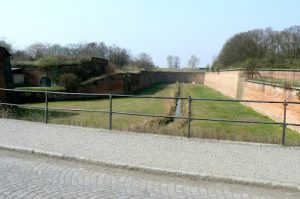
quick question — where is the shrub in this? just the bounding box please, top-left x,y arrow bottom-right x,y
59,73 -> 80,91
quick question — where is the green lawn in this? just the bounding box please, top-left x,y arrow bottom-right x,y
9,84 -> 178,131
179,83 -> 300,146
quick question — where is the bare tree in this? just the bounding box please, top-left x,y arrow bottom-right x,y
108,45 -> 130,67
0,39 -> 12,52
26,43 -> 48,59
134,53 -> 155,70
167,55 -> 174,68
174,56 -> 181,69
188,55 -> 200,69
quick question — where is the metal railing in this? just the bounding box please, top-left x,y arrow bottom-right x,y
1,88 -> 300,145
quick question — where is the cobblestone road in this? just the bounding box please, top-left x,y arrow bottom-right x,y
0,150 -> 299,199
1,119 -> 300,190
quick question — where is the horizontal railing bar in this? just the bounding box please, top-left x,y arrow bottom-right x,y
1,87 -> 300,104
0,102 -> 44,110
0,88 -> 45,93
0,102 -> 108,113
191,117 -> 282,125
285,101 -> 300,105
2,102 -> 300,127
48,107 -> 109,113
112,111 -> 188,119
47,91 -> 109,97
0,88 -> 110,97
112,94 -> 188,100
192,98 -> 285,104
286,123 -> 300,127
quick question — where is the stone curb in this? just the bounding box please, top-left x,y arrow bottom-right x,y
0,144 -> 299,192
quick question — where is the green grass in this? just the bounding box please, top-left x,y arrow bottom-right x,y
179,83 -> 300,146
15,86 -> 66,92
6,84 -> 178,131
12,58 -> 84,68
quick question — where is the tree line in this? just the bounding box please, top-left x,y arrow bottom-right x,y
166,54 -> 200,69
0,40 -> 155,70
0,39 -> 202,70
212,26 -> 300,71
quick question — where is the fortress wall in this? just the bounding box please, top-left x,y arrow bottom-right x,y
202,70 -> 300,132
242,81 -> 300,131
204,71 -> 242,98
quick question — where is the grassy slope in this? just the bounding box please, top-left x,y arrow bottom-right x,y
15,86 -> 65,92
180,83 -> 300,145
11,84 -> 178,131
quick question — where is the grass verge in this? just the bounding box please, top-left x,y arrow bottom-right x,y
15,86 -> 65,92
1,84 -> 179,132
179,83 -> 300,146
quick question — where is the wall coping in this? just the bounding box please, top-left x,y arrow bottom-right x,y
246,80 -> 300,91
214,68 -> 300,72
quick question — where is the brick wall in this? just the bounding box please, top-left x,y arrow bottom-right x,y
0,47 -> 14,102
17,57 -> 109,87
78,71 -> 205,94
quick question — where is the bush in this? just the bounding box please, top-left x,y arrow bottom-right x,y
59,73 -> 80,91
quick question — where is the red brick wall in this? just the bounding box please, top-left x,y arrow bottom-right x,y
78,74 -> 125,94
0,48 -> 14,102
0,61 -> 7,102
78,71 -> 205,94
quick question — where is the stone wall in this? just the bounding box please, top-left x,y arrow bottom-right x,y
204,71 -> 243,98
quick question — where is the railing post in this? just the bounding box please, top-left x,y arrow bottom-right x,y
45,91 -> 49,124
187,96 -> 192,138
109,92 -> 113,130
282,100 -> 288,145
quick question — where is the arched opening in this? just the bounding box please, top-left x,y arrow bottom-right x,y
39,76 -> 52,87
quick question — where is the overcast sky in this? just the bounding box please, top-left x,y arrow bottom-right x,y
1,0 -> 300,67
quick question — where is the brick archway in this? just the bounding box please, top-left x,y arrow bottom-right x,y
39,76 -> 52,87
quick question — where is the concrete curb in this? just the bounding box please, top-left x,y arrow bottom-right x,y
0,144 -> 299,192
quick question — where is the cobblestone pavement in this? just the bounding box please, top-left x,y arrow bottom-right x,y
0,119 -> 300,191
0,150 -> 299,199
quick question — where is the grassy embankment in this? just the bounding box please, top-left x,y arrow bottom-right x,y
3,83 -> 179,132
179,84 -> 300,146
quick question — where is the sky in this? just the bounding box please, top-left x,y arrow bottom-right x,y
1,0 -> 300,67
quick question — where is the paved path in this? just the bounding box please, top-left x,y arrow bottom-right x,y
1,150 -> 299,199
0,119 -> 299,191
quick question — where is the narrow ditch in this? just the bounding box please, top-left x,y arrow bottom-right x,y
154,82 -> 182,125
174,97 -> 182,121
170,83 -> 182,123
